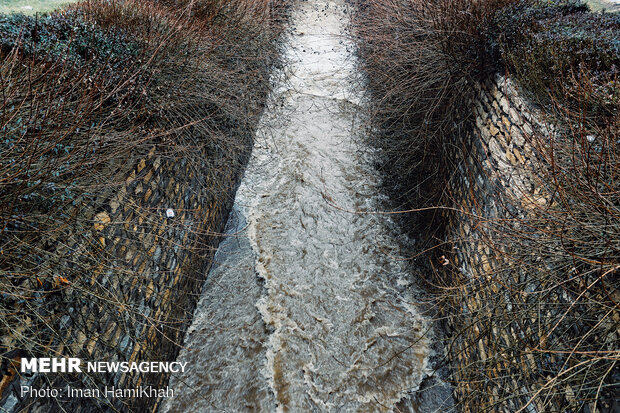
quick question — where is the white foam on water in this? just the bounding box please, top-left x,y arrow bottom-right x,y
162,1 -> 432,411
240,1 -> 431,411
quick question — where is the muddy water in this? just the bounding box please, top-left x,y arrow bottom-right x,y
161,0 -> 432,411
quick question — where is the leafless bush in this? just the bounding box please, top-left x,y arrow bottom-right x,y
352,0 -> 515,241
0,0 -> 286,411
352,0 -> 619,411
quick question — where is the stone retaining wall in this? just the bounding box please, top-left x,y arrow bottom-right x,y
0,138 -> 251,412
443,74 -> 618,412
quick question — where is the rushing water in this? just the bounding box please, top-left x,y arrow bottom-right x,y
162,1 -> 435,411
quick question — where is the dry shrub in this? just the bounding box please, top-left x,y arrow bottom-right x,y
0,0 -> 286,411
352,0 -> 515,241
462,80 -> 620,411
443,85 -> 620,412
352,0 -> 619,411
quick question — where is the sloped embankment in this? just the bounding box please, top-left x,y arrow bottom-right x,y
0,1 -> 286,411
352,0 -> 619,411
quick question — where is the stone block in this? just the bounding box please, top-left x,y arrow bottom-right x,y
514,148 -> 526,164
505,148 -> 517,165
509,107 -> 521,126
137,158 -> 147,173
488,137 -> 505,162
510,125 -> 525,147
501,116 -> 512,131
499,96 -> 510,114
492,99 -> 501,115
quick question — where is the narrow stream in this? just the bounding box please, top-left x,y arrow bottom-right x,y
162,1 -> 434,411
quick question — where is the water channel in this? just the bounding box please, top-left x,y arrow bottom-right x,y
161,1 -> 440,411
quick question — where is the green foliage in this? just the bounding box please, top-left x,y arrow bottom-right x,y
486,0 -> 620,116
0,12 -> 141,67
0,11 -> 143,227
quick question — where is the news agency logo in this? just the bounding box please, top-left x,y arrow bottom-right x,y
20,358 -> 188,374
21,358 -> 81,373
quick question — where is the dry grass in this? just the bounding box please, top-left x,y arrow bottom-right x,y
0,0 -> 78,14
